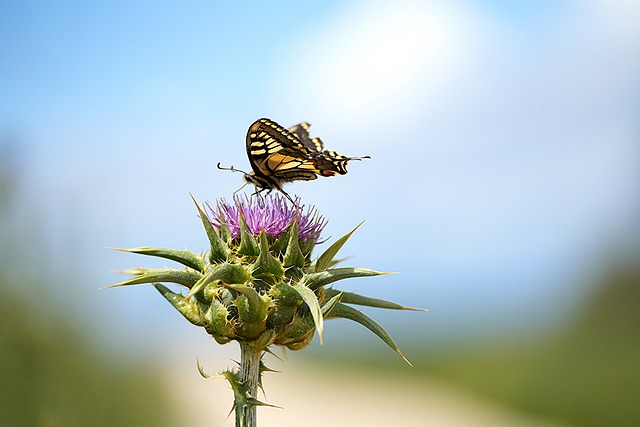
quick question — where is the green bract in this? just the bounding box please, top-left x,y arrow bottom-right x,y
109,196 -> 417,363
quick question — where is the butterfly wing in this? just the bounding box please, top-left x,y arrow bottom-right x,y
288,122 -> 325,152
245,118 -> 370,191
286,122 -> 371,173
313,150 -> 371,176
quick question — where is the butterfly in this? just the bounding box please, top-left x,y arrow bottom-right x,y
218,118 -> 370,203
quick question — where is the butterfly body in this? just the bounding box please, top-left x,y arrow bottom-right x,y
240,118 -> 369,201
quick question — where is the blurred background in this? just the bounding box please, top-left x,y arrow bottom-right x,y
1,1 -> 639,426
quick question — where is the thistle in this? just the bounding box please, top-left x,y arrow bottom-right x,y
109,194 -> 419,427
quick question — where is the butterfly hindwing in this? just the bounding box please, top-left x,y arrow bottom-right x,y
288,122 -> 324,152
312,150 -> 354,176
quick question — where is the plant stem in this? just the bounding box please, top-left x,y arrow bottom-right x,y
238,341 -> 262,427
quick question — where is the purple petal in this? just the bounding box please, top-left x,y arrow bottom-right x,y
205,194 -> 326,242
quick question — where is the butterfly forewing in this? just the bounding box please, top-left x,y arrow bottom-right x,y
264,154 -> 318,180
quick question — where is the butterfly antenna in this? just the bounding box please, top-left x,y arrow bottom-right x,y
217,162 -> 249,175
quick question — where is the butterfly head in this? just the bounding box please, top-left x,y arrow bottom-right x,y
243,170 -> 283,193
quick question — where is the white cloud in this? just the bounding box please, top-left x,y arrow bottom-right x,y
273,0 -> 487,132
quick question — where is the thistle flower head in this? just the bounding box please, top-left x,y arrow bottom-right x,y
206,194 -> 326,243
111,193 -> 415,363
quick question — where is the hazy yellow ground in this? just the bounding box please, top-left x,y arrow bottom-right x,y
170,358 -> 568,427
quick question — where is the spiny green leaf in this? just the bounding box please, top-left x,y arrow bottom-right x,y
113,267 -> 167,276
269,282 -> 302,306
257,359 -> 278,394
314,221 -> 364,272
252,230 -> 284,285
266,305 -> 296,330
325,256 -> 353,268
303,267 -> 388,291
106,269 -> 201,289
220,369 -> 280,425
183,263 -> 249,300
291,283 -> 324,343
259,360 -> 279,374
326,302 -> 412,366
154,284 -> 206,326
225,283 -> 271,339
283,219 -> 304,270
270,226 -> 291,256
224,283 -> 269,320
263,347 -> 285,363
211,200 -> 233,243
245,396 -> 280,409
205,299 -> 235,338
299,237 -> 317,258
190,193 -> 229,263
110,246 -> 206,272
237,212 -> 260,256
255,329 -> 277,351
183,270 -> 218,301
219,370 -> 245,421
279,315 -> 315,347
321,292 -> 342,315
324,289 -> 424,311
197,359 -> 213,378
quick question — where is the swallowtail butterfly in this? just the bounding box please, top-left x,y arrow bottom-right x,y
218,118 -> 369,203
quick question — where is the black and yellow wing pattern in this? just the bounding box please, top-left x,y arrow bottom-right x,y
241,118 -> 369,202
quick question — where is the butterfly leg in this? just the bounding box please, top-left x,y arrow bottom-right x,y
250,188 -> 266,205
276,188 -> 296,206
260,187 -> 295,206
232,181 -> 250,196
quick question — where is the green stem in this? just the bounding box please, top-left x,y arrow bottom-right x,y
238,341 -> 262,427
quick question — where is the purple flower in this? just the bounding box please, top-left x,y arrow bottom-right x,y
206,194 -> 326,242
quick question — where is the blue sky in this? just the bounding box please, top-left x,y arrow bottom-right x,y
1,0 -> 639,356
